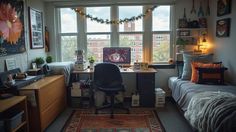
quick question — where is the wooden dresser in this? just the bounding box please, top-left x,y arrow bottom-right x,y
19,75 -> 66,132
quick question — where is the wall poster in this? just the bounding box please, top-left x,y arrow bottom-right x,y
0,0 -> 26,56
217,0 -> 231,16
29,7 -> 44,49
216,18 -> 230,37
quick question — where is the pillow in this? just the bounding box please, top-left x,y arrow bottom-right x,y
191,62 -> 222,83
181,53 -> 214,80
196,67 -> 228,85
176,61 -> 184,79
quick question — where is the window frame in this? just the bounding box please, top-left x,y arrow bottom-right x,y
56,5 -> 174,64
57,8 -> 80,61
85,6 -> 112,62
151,5 -> 174,64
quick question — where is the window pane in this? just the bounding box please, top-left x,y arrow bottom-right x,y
61,36 -> 77,61
119,6 -> 143,32
86,7 -> 110,32
152,6 -> 170,31
87,35 -> 110,62
60,8 -> 77,33
120,34 -> 143,63
153,34 -> 170,62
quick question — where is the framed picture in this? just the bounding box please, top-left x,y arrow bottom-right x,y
217,0 -> 231,16
216,18 -> 230,37
32,63 -> 37,69
5,58 -> 17,71
28,7 -> 44,49
0,1 -> 26,56
178,30 -> 190,36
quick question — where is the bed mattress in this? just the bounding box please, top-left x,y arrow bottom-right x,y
168,77 -> 236,111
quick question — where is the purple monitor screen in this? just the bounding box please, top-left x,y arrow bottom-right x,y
103,47 -> 131,64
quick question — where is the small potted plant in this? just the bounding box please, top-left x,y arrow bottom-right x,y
88,56 -> 95,70
35,57 -> 45,68
176,38 -> 187,53
46,55 -> 53,63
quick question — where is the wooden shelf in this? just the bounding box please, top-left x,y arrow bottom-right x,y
0,96 -> 25,112
0,96 -> 28,132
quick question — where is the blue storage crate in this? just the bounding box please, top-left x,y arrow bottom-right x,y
0,120 -> 4,132
4,111 -> 24,131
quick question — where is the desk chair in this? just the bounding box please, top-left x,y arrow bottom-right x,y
93,63 -> 129,118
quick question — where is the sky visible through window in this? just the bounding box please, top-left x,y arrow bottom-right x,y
153,6 -> 170,31
60,8 -> 77,33
86,7 -> 110,32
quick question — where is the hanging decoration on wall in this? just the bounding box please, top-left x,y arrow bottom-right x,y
190,0 -> 196,14
45,26 -> 50,52
71,6 -> 157,25
217,0 -> 231,16
216,18 -> 230,37
0,0 -> 25,57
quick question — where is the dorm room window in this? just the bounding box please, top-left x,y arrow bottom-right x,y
119,6 -> 143,63
152,6 -> 171,63
86,7 -> 111,62
59,8 -> 78,61
58,5 -> 173,64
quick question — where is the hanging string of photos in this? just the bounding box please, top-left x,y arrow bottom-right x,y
71,6 -> 157,24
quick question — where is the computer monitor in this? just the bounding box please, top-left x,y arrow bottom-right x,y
103,47 -> 131,65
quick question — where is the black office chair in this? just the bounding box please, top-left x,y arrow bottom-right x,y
93,63 -> 129,118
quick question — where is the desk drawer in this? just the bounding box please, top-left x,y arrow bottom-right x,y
38,76 -> 65,111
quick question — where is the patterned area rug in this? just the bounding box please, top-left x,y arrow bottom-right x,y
62,108 -> 164,132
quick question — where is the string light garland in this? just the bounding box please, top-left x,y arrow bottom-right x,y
71,6 -> 157,24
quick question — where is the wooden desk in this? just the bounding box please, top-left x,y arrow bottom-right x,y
72,68 -> 157,107
0,96 -> 28,132
72,67 -> 157,74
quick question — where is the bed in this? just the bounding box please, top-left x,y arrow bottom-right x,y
168,77 -> 236,132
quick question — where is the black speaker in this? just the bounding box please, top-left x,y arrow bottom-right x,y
41,64 -> 51,75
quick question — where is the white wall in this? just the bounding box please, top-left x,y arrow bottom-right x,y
208,0 -> 236,85
0,0 -> 46,72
